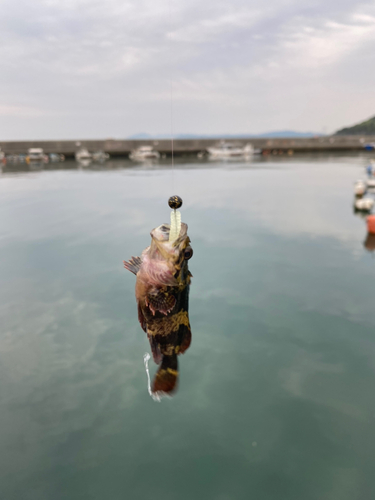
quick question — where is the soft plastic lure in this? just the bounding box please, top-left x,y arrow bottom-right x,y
168,195 -> 182,242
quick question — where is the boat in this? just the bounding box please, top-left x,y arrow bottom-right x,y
364,143 -> 375,151
6,154 -> 20,163
49,153 -> 65,162
129,146 -> 160,161
27,148 -> 47,163
354,197 -> 374,212
92,151 -> 110,162
367,178 -> 375,188
207,141 -> 254,159
75,148 -> 92,162
369,160 -> 375,176
354,180 -> 366,197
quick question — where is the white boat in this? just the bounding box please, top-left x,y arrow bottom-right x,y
75,148 -> 92,162
354,197 -> 374,212
27,148 -> 47,162
367,178 -> 375,188
354,180 -> 367,197
129,145 -> 160,161
207,141 -> 254,159
92,151 -> 110,162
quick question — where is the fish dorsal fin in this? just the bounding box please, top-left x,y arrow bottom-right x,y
123,256 -> 142,275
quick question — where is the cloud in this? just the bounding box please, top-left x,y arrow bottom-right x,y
169,10 -> 264,43
279,13 -> 375,68
1,0 -> 375,138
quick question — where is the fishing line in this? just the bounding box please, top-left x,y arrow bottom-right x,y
143,353 -> 171,402
143,353 -> 161,402
169,42 -> 174,170
168,0 -> 175,191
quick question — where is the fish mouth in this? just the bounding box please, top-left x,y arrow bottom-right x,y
152,223 -> 188,243
158,224 -> 172,238
150,223 -> 189,260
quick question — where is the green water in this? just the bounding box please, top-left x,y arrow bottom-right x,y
1,155 -> 374,500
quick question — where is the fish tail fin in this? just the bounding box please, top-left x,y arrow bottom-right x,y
152,354 -> 178,395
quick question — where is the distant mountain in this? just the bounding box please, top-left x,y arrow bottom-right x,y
335,116 -> 375,135
127,133 -> 154,139
128,131 -> 322,140
254,130 -> 322,138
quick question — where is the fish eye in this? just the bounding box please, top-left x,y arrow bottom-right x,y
184,247 -> 193,260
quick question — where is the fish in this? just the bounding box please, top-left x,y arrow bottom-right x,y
124,222 -> 193,396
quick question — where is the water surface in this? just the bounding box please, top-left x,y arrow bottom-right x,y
1,155 -> 374,500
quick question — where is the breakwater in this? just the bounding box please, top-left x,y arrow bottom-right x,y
0,135 -> 373,157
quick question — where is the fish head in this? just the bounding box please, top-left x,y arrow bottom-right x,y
148,222 -> 193,282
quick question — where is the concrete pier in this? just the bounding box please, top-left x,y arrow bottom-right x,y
0,135 -> 374,157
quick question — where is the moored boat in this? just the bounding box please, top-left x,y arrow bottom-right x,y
27,148 -> 48,163
354,180 -> 366,197
92,151 -> 110,162
49,153 -> 65,162
129,146 -> 160,161
75,148 -> 92,162
207,141 -> 254,159
354,197 -> 374,212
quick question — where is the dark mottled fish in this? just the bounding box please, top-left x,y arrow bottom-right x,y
124,222 -> 193,395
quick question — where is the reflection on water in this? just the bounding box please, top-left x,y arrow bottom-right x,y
1,158 -> 136,173
1,154 -> 375,500
364,232 -> 375,253
0,154 -> 259,175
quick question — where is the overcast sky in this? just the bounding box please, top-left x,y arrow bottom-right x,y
1,0 -> 375,140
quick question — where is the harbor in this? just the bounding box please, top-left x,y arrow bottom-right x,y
1,134 -> 375,158
3,0 -> 375,496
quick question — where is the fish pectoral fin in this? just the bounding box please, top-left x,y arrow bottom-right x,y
145,290 -> 176,316
123,256 -> 142,275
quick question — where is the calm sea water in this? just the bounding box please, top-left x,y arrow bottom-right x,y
1,155 -> 375,500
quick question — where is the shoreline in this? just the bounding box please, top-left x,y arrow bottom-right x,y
1,135 -> 375,157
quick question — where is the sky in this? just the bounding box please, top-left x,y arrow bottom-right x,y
1,0 -> 375,140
